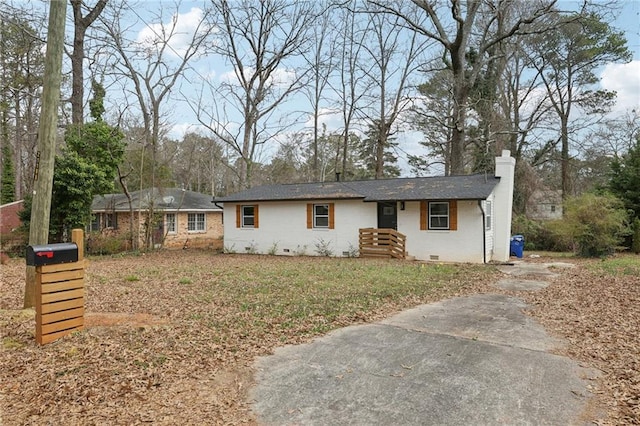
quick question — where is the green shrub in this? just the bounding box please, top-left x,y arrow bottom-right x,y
511,215 -> 540,250
540,220 -> 574,252
511,215 -> 572,252
555,193 -> 629,257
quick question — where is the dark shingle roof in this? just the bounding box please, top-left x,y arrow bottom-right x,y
215,174 -> 499,203
92,188 -> 220,212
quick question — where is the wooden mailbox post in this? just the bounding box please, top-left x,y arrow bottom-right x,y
32,229 -> 86,345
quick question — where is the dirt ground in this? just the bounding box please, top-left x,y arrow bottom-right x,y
1,251 -> 638,425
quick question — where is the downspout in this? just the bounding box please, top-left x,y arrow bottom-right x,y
211,199 -> 224,210
478,200 -> 486,264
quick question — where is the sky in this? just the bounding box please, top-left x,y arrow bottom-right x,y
135,0 -> 640,172
595,0 -> 640,113
26,0 -> 640,174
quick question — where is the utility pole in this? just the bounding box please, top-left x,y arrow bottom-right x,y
24,0 -> 67,308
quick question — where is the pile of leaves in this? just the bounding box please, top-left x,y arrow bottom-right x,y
1,251 -> 637,424
0,251 -> 497,425
517,256 -> 640,425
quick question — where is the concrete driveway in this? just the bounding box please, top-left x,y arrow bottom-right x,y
249,262 -> 596,425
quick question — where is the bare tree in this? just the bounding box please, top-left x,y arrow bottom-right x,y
69,0 -> 107,126
192,0 -> 316,189
331,1 -> 371,179
302,3 -> 338,182
360,2 -> 430,178
164,132 -> 226,195
0,5 -> 46,200
368,0 -> 558,174
98,0 -> 212,247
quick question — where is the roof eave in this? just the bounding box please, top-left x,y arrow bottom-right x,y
216,196 -> 365,203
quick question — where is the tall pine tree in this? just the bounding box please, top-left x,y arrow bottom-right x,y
609,136 -> 640,222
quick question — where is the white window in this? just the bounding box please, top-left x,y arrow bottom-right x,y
105,213 -> 117,229
166,213 -> 176,233
188,213 -> 206,232
314,204 -> 329,228
242,206 -> 255,228
89,214 -> 100,232
485,201 -> 492,230
429,202 -> 449,230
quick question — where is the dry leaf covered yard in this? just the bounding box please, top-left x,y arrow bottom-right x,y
1,251 -> 638,424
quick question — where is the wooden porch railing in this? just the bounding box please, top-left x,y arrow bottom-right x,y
359,228 -> 406,260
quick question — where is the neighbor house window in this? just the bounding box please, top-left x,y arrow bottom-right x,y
420,200 -> 457,231
236,205 -> 259,228
89,213 -> 117,231
165,213 -> 176,233
307,203 -> 335,229
89,214 -> 100,232
188,213 -> 206,232
485,201 -> 492,231
105,213 -> 117,229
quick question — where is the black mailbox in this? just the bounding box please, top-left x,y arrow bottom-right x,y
26,243 -> 78,266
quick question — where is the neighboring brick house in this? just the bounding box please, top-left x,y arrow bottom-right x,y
91,188 -> 223,250
0,200 -> 24,234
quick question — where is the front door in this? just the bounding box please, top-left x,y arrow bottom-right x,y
377,202 -> 397,230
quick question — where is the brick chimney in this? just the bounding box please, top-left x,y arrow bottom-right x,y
493,150 -> 516,262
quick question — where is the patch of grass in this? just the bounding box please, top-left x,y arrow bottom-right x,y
587,254 -> 640,276
2,337 -> 25,349
125,275 -> 140,282
179,278 -> 192,285
205,257 -> 493,337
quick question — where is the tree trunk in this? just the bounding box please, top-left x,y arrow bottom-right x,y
14,96 -> 22,198
449,79 -> 468,175
561,115 -> 570,201
70,6 -> 86,126
240,121 -> 251,189
375,120 -> 386,179
24,0 -> 67,308
70,0 -> 107,126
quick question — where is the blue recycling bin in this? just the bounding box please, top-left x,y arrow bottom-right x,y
510,235 -> 525,258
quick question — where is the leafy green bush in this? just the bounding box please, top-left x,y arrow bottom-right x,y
511,215 -> 571,251
511,215 -> 540,250
554,193 -> 629,257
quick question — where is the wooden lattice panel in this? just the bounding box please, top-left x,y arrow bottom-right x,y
35,260 -> 85,344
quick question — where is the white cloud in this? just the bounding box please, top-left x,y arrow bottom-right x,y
269,68 -> 297,87
168,122 -> 209,139
219,69 -> 240,85
600,60 -> 640,113
219,67 -> 298,88
136,7 -> 207,58
302,107 -> 343,131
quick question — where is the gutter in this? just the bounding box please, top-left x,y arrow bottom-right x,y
211,198 -> 224,210
478,200 -> 487,264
